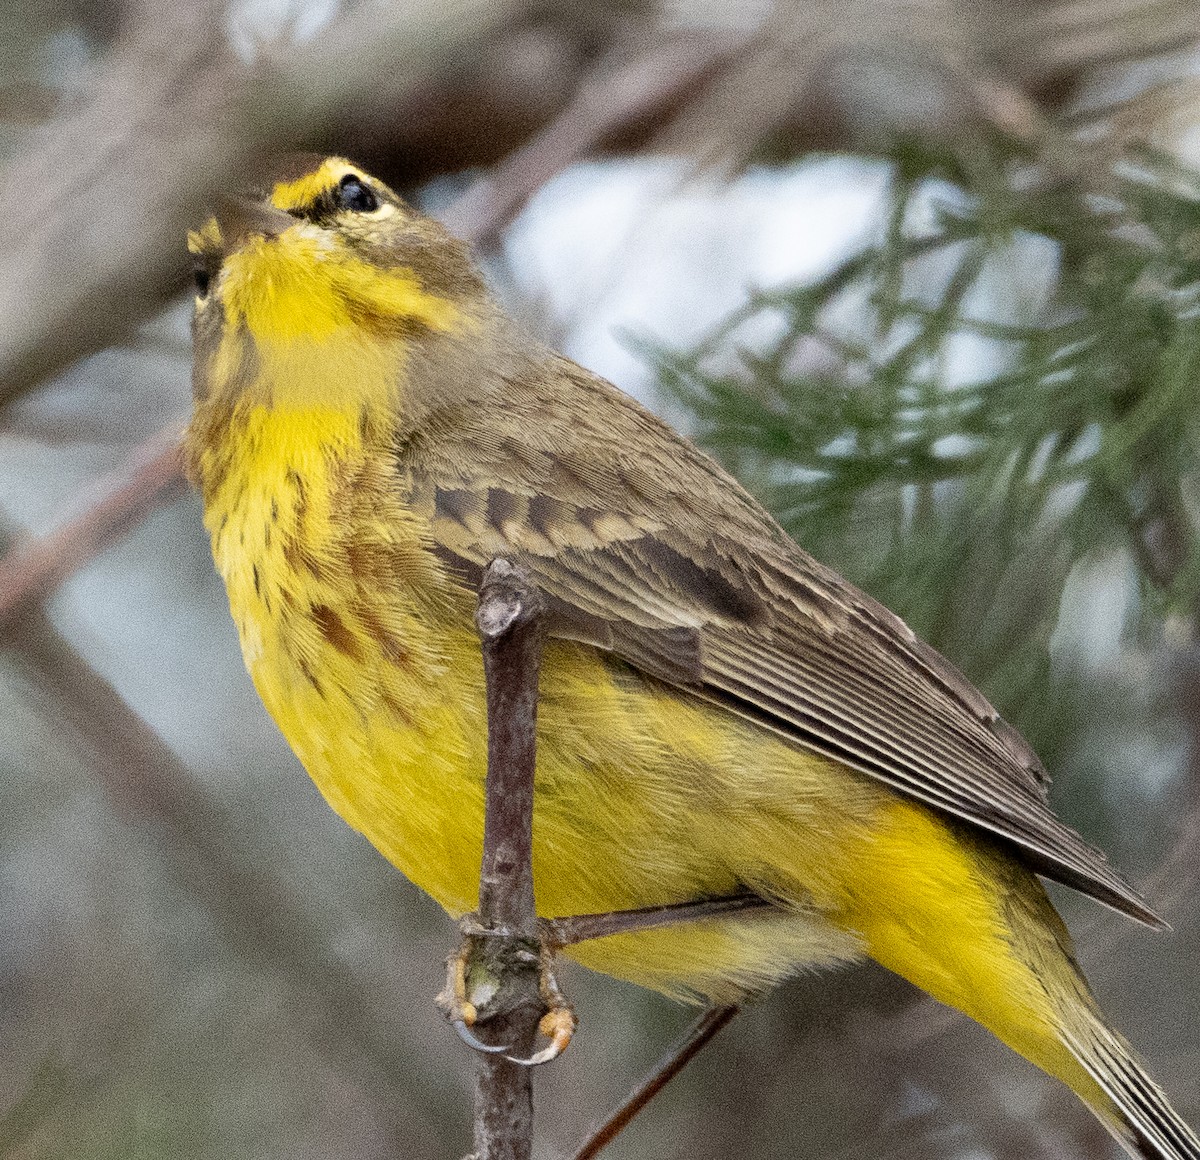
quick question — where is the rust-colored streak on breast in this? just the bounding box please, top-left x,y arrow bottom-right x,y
311,603 -> 363,661
354,602 -> 411,667
283,537 -> 325,580
345,540 -> 391,586
296,655 -> 324,696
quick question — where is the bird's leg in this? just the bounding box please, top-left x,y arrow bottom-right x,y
514,941 -> 578,1067
439,891 -> 768,1066
437,912 -> 577,1065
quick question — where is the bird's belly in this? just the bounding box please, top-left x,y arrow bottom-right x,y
225,519 -> 1035,1009
239,581 -> 884,997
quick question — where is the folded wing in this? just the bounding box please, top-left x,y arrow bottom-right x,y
402,354 -> 1160,927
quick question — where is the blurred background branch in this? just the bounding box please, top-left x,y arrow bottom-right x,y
0,432 -> 181,624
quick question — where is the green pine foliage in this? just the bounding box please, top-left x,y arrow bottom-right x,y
646,138 -> 1200,853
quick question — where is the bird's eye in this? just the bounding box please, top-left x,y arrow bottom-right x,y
335,174 -> 379,214
194,264 -> 211,297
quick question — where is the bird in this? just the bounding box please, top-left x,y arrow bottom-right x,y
185,154 -> 1199,1158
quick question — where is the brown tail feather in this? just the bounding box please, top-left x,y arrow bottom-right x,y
1062,1014 -> 1200,1160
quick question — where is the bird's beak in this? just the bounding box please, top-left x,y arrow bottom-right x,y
213,195 -> 294,248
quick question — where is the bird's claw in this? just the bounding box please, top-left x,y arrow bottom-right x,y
438,939 -> 510,1051
437,918 -> 576,1066
504,1004 -> 577,1066
452,1017 -> 508,1055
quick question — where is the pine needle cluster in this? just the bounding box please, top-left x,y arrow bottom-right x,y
648,138 -> 1200,847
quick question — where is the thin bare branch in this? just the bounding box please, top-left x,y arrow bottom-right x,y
461,560 -> 777,1157
468,559 -> 548,1160
475,560 -> 546,939
570,1005 -> 741,1160
544,892 -> 772,949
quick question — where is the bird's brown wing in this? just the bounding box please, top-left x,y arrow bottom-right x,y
403,353 -> 1160,927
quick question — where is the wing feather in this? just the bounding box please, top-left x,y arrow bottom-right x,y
403,354 -> 1161,926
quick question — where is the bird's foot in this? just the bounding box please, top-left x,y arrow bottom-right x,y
523,951 -> 576,1066
436,915 -> 576,1066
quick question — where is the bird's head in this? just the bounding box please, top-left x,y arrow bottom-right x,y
188,156 -> 494,418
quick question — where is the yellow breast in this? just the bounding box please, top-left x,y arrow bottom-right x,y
196,397 -> 490,897
188,388 -> 887,996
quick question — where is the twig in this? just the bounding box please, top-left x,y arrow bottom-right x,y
544,892 -> 771,949
569,1004 -> 741,1160
468,559 -> 548,1160
459,566 -> 772,1158
0,429 -> 182,626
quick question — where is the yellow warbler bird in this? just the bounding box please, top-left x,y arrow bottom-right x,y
186,156 -> 1198,1158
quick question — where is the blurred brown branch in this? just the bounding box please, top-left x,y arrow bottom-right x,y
442,31 -> 745,239
0,428 -> 182,625
663,0 -> 1200,161
1,602 -> 455,1148
1017,0 -> 1200,74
